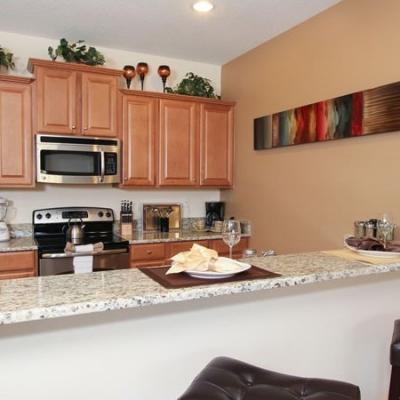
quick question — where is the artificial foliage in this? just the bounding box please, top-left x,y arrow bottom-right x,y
48,38 -> 105,66
0,45 -> 15,70
166,72 -> 219,98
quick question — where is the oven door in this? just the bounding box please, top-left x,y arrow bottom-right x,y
36,134 -> 120,184
39,249 -> 130,276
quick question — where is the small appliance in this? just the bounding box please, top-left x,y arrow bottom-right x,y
0,197 -> 10,242
36,134 -> 120,184
205,202 -> 225,229
33,207 -> 129,276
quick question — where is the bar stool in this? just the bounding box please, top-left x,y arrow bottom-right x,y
389,320 -> 400,400
179,356 -> 360,400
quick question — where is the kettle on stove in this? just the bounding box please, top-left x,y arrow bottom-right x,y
64,218 -> 86,244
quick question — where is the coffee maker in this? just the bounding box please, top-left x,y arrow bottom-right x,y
205,202 -> 225,229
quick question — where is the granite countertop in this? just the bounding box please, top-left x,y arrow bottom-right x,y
0,229 -> 249,253
121,230 -> 250,244
0,237 -> 37,253
1,252 -> 400,325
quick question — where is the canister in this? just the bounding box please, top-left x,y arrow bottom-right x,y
353,221 -> 366,238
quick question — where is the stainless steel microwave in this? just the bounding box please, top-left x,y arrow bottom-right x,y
36,134 -> 120,184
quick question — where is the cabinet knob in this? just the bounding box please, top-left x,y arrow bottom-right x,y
72,125 -> 76,129
147,250 -> 152,255
83,127 -> 88,131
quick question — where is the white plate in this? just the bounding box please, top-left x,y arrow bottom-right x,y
344,235 -> 400,259
185,258 -> 251,279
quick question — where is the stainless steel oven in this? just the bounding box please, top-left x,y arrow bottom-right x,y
39,249 -> 129,276
36,134 -> 120,184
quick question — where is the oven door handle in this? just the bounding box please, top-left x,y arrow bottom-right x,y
41,248 -> 128,259
100,150 -> 105,183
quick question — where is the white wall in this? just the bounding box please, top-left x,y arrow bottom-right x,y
1,186 -> 220,223
0,30 -> 221,223
0,273 -> 397,400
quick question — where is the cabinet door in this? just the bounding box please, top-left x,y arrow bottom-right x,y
200,103 -> 233,187
158,99 -> 198,186
121,95 -> 157,186
209,238 -> 249,258
0,251 -> 37,280
165,240 -> 209,260
36,66 -> 78,134
81,73 -> 117,137
0,81 -> 33,187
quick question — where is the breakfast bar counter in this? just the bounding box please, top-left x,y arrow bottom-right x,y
1,251 -> 399,400
1,251 -> 400,325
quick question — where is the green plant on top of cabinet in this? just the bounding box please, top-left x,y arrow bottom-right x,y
120,90 -> 234,188
29,58 -> 120,137
0,75 -> 34,188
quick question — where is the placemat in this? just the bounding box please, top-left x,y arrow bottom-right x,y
139,265 -> 281,289
323,249 -> 400,265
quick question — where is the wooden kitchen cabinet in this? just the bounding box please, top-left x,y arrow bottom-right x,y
120,90 -> 235,189
120,94 -> 157,186
29,58 -> 120,137
158,98 -> 199,186
130,243 -> 165,268
0,251 -> 37,280
210,237 -> 249,258
200,103 -> 233,187
165,240 -> 209,259
35,66 -> 77,134
130,237 -> 250,268
81,72 -> 117,137
0,76 -> 34,187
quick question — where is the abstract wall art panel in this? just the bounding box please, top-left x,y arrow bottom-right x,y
254,81 -> 400,150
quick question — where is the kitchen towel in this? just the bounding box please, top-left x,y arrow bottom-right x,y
73,244 -> 94,274
323,249 -> 400,265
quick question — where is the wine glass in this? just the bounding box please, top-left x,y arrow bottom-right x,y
222,220 -> 241,259
377,214 -> 394,249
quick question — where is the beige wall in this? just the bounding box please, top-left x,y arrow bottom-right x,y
221,0 -> 400,254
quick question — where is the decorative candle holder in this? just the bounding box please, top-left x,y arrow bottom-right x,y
158,65 -> 171,92
122,65 -> 136,89
136,62 -> 149,91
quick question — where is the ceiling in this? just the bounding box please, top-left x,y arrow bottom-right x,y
0,0 -> 342,65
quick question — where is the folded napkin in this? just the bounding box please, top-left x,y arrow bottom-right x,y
166,243 -> 243,274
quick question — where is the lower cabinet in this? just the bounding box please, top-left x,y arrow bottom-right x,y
130,238 -> 250,268
0,251 -> 37,280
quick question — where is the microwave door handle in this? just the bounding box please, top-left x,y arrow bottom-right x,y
100,151 -> 105,183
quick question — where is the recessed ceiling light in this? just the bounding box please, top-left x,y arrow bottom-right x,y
193,1 -> 214,13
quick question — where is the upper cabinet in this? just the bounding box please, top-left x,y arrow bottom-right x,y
158,99 -> 199,186
120,90 -> 234,188
120,94 -> 157,186
29,59 -> 120,137
200,103 -> 233,187
0,76 -> 34,188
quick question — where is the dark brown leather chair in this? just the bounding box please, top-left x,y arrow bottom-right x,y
178,356 -> 360,400
389,320 -> 400,400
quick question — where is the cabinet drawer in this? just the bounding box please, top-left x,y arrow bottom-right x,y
0,251 -> 36,279
130,243 -> 165,262
209,238 -> 249,256
166,240 -> 209,259
131,260 -> 165,269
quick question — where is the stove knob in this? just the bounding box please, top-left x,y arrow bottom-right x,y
36,213 -> 42,220
45,213 -> 51,219
98,211 -> 104,218
105,212 -> 112,218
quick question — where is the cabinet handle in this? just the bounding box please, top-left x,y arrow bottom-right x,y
83,127 -> 88,131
